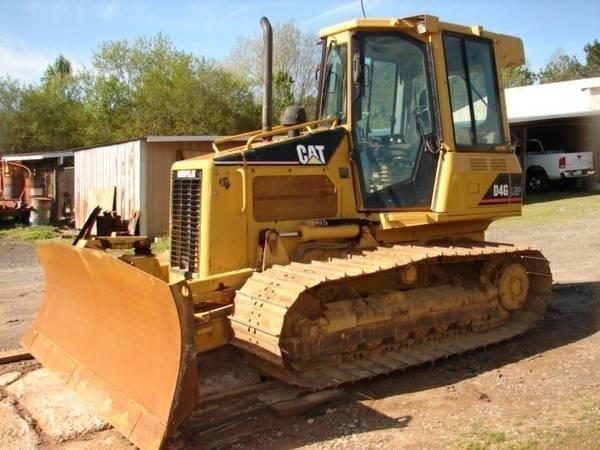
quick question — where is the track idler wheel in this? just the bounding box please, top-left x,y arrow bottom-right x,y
496,262 -> 530,311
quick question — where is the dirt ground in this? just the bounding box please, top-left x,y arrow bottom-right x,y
0,237 -> 43,353
0,191 -> 599,449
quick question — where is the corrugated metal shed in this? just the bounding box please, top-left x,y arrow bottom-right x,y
75,140 -> 142,233
74,136 -> 238,238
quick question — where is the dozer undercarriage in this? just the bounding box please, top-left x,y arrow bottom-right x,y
231,242 -> 552,389
21,238 -> 552,449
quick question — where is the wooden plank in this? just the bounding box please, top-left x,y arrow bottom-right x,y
257,384 -> 309,405
200,423 -> 271,449
269,389 -> 345,418
0,348 -> 34,364
191,398 -> 266,430
197,379 -> 281,406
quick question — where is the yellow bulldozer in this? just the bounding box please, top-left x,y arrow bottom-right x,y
22,14 -> 552,450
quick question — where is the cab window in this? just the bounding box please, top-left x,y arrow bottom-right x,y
351,33 -> 436,209
443,34 -> 504,148
322,44 -> 347,122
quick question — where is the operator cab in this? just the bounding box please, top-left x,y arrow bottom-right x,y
318,18 -> 506,212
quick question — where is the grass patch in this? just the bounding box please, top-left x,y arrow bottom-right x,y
461,430 -> 507,450
152,235 -> 170,254
456,428 -> 535,450
453,398 -> 600,450
0,225 -> 61,243
492,191 -> 600,229
0,224 -> 170,254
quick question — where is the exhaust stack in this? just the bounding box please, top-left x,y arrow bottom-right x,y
261,17 -> 273,133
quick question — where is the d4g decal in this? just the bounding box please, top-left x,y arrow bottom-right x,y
479,173 -> 522,205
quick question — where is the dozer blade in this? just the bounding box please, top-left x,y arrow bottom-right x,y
22,242 -> 197,450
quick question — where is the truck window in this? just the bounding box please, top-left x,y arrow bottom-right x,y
527,139 -> 543,152
443,34 -> 504,148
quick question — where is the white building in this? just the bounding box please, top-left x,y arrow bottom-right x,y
505,77 -> 600,175
506,77 -> 600,123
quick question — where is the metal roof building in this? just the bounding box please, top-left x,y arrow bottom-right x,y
505,77 -> 600,175
505,77 -> 600,123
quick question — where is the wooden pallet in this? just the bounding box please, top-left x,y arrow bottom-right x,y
175,375 -> 346,448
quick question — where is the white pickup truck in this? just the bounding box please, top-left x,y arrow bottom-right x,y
520,139 -> 595,193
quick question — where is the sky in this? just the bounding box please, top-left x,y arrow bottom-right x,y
1,0 -> 599,84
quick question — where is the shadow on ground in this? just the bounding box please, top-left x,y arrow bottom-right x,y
172,281 -> 600,449
524,185 -> 599,204
349,281 -> 599,398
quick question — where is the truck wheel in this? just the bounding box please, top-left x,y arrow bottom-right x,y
526,170 -> 549,193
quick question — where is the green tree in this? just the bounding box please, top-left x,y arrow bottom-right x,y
83,35 -> 174,140
10,56 -> 87,152
0,76 -> 23,153
84,34 -> 259,140
81,71 -> 133,144
583,39 -> 600,77
226,21 -> 320,119
42,55 -> 73,81
502,64 -> 537,88
538,50 -> 585,83
273,70 -> 294,121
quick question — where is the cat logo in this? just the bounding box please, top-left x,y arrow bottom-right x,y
296,144 -> 326,165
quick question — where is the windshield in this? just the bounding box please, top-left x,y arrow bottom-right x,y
351,33 -> 436,210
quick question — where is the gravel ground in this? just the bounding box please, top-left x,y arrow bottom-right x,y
0,238 -> 43,352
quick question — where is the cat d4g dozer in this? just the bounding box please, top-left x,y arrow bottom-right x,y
23,14 -> 552,450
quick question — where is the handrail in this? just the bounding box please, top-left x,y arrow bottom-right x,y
212,129 -> 264,154
211,117 -> 338,154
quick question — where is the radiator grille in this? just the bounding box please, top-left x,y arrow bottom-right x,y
170,169 -> 202,278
